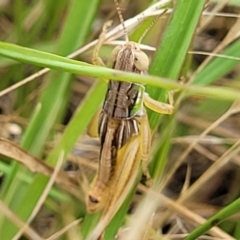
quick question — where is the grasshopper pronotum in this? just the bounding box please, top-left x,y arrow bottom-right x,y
86,1 -> 174,237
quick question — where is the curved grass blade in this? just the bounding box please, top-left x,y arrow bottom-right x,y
0,42 -> 239,101
185,197 -> 240,240
193,39 -> 240,85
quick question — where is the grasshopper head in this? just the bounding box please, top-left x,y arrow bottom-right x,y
110,42 -> 149,74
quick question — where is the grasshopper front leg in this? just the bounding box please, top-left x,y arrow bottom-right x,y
92,21 -> 112,67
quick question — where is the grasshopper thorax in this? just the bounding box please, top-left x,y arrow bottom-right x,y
102,41 -> 148,120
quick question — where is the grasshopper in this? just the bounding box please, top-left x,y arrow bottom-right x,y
86,0 -> 174,233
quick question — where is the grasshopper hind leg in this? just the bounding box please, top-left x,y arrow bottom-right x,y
138,112 -> 151,162
138,112 -> 153,186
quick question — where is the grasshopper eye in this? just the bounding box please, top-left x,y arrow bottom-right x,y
134,51 -> 149,71
89,195 -> 99,204
86,194 -> 103,213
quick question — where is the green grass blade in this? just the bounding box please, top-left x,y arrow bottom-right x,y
193,39 -> 240,85
148,0 -> 206,127
147,0 -> 205,178
0,42 -> 240,102
0,0 -> 101,238
0,79 -> 106,239
185,197 -> 240,240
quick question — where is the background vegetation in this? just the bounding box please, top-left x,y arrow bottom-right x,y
0,0 -> 240,239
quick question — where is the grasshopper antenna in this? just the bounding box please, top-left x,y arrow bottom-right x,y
138,8 -> 168,44
114,0 -> 129,42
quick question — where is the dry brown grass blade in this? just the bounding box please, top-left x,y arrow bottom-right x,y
117,192 -> 159,240
13,151 -> 64,240
161,101 -> 240,191
158,139 -> 240,229
199,0 -> 230,31
46,219 -> 81,240
177,139 -> 240,203
137,185 -> 235,240
0,137 -> 81,200
177,112 -> 240,139
189,5 -> 240,83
